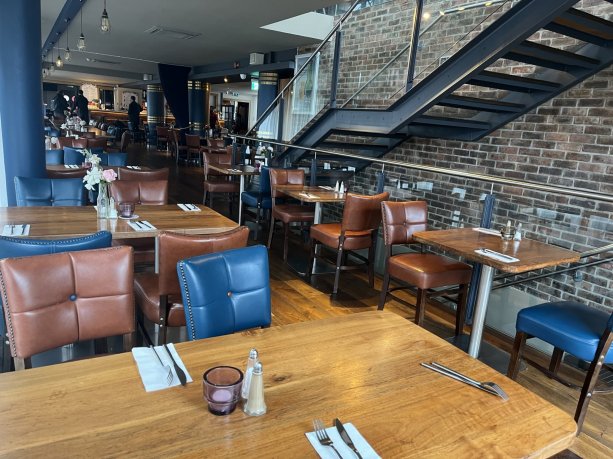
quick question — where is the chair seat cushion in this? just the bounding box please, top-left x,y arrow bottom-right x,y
310,223 -> 373,250
388,253 -> 472,290
272,204 -> 314,223
204,179 -> 239,193
133,272 -> 185,327
241,191 -> 272,209
517,301 -> 613,363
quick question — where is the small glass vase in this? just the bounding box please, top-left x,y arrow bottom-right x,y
97,182 -> 109,219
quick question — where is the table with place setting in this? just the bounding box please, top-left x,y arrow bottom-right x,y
206,164 -> 259,223
0,311 -> 576,457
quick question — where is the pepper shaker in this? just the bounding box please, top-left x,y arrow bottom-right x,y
244,362 -> 266,416
241,348 -> 258,400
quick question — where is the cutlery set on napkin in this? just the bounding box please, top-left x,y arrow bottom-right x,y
132,343 -> 192,392
299,192 -> 317,199
226,168 -> 243,173
64,164 -> 81,169
178,203 -> 201,212
306,418 -> 379,459
2,224 -> 30,236
128,220 -> 156,231
474,248 -> 519,263
125,166 -> 142,169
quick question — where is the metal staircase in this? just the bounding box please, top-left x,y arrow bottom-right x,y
271,0 -> 613,170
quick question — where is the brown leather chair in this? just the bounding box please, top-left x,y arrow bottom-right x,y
87,137 -> 107,150
110,180 -> 168,265
57,137 -> 74,149
307,192 -> 389,295
203,151 -> 239,210
267,169 -> 315,262
118,167 -> 169,181
108,131 -> 131,153
109,180 -> 168,205
0,246 -> 135,370
72,138 -> 88,149
80,131 -> 96,139
185,134 -> 203,166
133,227 -> 249,344
207,138 -> 226,152
378,201 -> 472,334
156,126 -> 169,150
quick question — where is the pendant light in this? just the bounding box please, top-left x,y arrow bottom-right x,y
64,28 -> 71,61
56,41 -> 63,68
100,0 -> 111,33
49,48 -> 55,73
77,8 -> 86,50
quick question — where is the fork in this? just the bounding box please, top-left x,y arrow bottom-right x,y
313,419 -> 342,459
150,345 -> 173,386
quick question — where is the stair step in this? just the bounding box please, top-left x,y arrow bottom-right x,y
468,70 -> 561,93
412,115 -> 491,130
505,40 -> 601,71
319,141 -> 389,152
437,95 -> 525,113
545,8 -> 613,46
329,129 -> 406,139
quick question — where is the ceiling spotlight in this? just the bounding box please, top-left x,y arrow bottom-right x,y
422,12 -> 431,20
240,73 -> 247,80
224,76 -> 229,83
78,8 -> 86,50
65,28 -> 71,61
101,0 -> 111,33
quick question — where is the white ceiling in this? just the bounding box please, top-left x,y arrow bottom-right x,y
41,0 -> 339,85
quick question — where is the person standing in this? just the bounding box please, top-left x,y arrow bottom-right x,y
52,90 -> 69,122
73,89 -> 90,124
128,95 -> 142,129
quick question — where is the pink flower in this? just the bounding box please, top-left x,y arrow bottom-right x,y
101,169 -> 117,183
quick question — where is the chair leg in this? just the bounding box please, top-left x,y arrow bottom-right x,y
283,222 -> 290,262
203,190 -> 208,206
414,288 -> 427,326
254,206 -> 261,240
455,283 -> 469,336
306,239 -> 316,278
332,238 -> 345,296
549,347 -> 564,376
378,271 -> 391,310
367,244 -> 375,288
507,331 -> 528,379
575,331 -> 613,434
13,357 -> 29,371
267,216 -> 275,249
123,332 -> 134,352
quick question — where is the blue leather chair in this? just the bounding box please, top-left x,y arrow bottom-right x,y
14,177 -> 86,206
0,231 -> 112,372
63,147 -> 85,165
507,300 -> 613,433
240,166 -> 272,240
104,152 -> 128,167
45,149 -> 64,165
177,245 -> 271,341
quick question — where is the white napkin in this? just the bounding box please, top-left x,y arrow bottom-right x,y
2,224 -> 30,236
305,423 -> 380,459
64,164 -> 80,169
178,204 -> 201,212
126,166 -> 142,170
299,192 -> 316,199
474,248 -> 519,263
131,344 -> 193,392
473,227 -> 501,236
318,186 -> 335,191
128,221 -> 156,231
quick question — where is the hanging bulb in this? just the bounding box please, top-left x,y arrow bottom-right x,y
100,0 -> 111,33
77,33 -> 86,51
56,54 -> 63,68
65,46 -> 71,61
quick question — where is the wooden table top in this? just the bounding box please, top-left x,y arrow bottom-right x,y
0,204 -> 237,240
413,228 -> 580,274
0,311 -> 576,457
207,164 -> 259,176
45,165 -> 151,172
276,185 -> 347,203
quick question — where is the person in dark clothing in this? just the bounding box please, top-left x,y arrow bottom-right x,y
52,91 -> 69,122
128,96 -> 142,129
73,89 -> 90,124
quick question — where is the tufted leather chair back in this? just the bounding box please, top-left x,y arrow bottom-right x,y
0,246 -> 134,362
207,138 -> 225,150
118,167 -> 169,181
341,192 -> 389,232
110,180 -> 168,205
45,149 -> 64,165
63,146 -> 85,165
381,201 -> 428,246
14,177 -> 85,207
185,134 -> 200,149
72,138 -> 89,149
177,245 -> 271,341
203,151 -> 232,177
104,152 -> 128,167
119,131 -> 131,152
158,226 -> 249,295
0,231 -> 112,259
269,168 -> 305,198
57,137 -> 74,149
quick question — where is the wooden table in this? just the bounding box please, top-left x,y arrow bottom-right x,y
275,185 -> 346,224
413,228 -> 580,358
207,164 -> 259,223
0,311 -> 576,457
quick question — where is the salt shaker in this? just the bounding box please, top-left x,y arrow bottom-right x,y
339,181 -> 345,194
334,180 -> 340,192
244,362 -> 266,416
241,348 -> 259,400
513,223 -> 522,241
108,197 -> 118,219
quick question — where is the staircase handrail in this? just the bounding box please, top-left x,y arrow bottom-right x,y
232,134 -> 613,203
246,0 -> 363,137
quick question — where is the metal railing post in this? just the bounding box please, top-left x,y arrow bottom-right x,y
330,29 -> 343,108
406,0 -> 424,92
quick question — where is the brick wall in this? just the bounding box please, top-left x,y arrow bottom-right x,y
315,0 -> 612,312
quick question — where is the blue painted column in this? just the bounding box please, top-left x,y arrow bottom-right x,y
188,81 -> 205,135
146,84 -> 164,143
203,82 -> 211,129
0,0 -> 45,205
256,72 -> 279,139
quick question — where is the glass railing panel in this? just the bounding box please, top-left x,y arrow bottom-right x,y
255,104 -> 280,140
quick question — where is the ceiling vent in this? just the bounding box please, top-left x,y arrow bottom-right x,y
249,53 -> 264,65
144,26 -> 201,40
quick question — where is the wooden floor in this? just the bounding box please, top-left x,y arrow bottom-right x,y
130,142 -> 612,458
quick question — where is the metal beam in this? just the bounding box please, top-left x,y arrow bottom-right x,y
42,0 -> 88,58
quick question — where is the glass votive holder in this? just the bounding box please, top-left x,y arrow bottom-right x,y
203,366 -> 243,416
118,202 -> 135,218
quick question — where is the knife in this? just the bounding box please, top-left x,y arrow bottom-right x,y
334,418 -> 363,459
481,248 -> 516,261
163,343 -> 187,386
